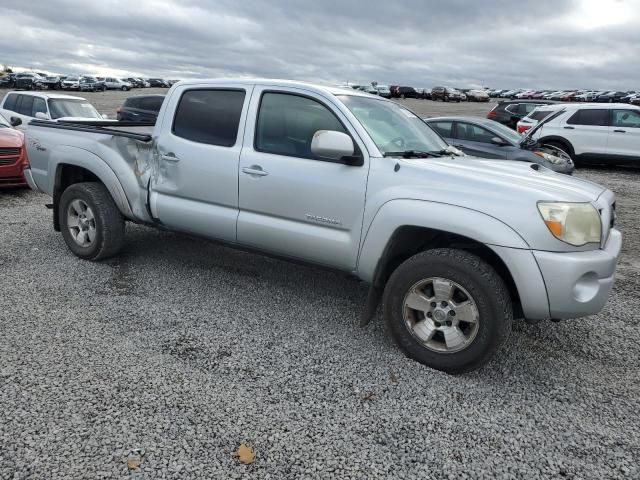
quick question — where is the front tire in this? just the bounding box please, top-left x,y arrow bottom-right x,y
383,248 -> 512,374
59,182 -> 125,261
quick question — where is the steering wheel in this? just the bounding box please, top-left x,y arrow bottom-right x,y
387,137 -> 405,149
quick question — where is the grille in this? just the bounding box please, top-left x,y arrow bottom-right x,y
0,156 -> 19,166
0,147 -> 20,155
0,176 -> 25,185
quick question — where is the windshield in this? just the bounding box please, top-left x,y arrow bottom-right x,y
65,77 -> 79,81
338,95 -> 448,155
48,99 -> 101,120
487,121 -> 522,143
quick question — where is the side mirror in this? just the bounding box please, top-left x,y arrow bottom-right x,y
311,130 -> 358,164
10,116 -> 22,127
491,136 -> 508,146
35,112 -> 49,120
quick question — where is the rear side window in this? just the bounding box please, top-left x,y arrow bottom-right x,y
18,95 -> 34,116
3,93 -> 17,112
567,109 -> 608,126
255,92 -> 346,159
173,89 -> 245,147
140,97 -> 164,111
529,110 -> 552,121
430,121 -> 453,138
612,109 -> 640,128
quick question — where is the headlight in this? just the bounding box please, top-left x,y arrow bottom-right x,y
534,151 -> 565,165
537,202 -> 601,246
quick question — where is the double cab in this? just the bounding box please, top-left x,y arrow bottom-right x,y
23,79 -> 621,373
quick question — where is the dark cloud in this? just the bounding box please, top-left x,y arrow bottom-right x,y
0,0 -> 638,89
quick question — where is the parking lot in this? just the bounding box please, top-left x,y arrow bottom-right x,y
1,90 -> 639,479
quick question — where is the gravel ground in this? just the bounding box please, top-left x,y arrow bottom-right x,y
0,90 -> 639,479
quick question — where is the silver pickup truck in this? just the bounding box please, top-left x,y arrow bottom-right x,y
23,79 -> 622,373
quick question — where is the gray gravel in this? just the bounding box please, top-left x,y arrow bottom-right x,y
1,93 -> 639,479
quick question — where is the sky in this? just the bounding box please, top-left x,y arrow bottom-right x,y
1,0 -> 639,89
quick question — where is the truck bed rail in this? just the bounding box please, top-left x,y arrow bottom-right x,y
28,119 -> 153,143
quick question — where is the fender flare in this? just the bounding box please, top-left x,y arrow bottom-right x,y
357,199 -> 530,283
50,145 -> 134,220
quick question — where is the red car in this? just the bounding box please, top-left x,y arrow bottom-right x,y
0,115 -> 28,188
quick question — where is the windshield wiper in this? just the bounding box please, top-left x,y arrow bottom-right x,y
383,150 -> 440,158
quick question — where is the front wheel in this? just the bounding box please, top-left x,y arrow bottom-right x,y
383,248 -> 512,374
59,182 -> 125,261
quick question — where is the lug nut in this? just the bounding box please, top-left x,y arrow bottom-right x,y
441,301 -> 448,307
434,322 -> 441,327
430,302 -> 437,308
446,321 -> 452,326
426,312 -> 432,318
449,311 -> 456,316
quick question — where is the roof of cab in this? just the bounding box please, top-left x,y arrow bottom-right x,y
172,78 -> 379,99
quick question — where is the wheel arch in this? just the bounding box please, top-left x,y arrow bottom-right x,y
51,156 -> 133,231
538,135 -> 575,156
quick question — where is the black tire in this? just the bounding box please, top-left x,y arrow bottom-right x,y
383,248 -> 512,374
59,182 -> 125,261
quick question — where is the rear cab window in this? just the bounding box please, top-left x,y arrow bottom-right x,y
3,93 -> 17,112
172,89 -> 246,146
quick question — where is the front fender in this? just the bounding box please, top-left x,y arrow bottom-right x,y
356,199 -> 530,283
50,146 -> 134,220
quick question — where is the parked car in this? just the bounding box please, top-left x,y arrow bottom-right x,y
79,76 -> 107,92
393,86 -> 418,99
632,96 -> 640,107
516,104 -> 564,133
61,76 -> 81,90
529,103 -> 640,166
375,85 -> 392,98
23,79 -> 621,373
425,116 -> 573,174
596,91 -> 628,103
574,91 -> 601,102
0,74 -> 17,88
117,94 -> 165,122
487,100 -> 554,129
466,89 -> 490,102
103,77 -> 131,90
0,114 -> 27,188
15,73 -> 46,90
148,78 -> 169,88
620,92 -> 638,103
124,77 -> 145,88
431,87 -> 462,102
0,92 -> 104,130
40,75 -> 62,90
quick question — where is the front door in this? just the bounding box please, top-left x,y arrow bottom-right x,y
607,108 -> 640,163
237,87 -> 369,270
149,85 -> 251,242
453,122 -> 507,159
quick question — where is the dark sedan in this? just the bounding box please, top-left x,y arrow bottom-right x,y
117,94 -> 165,123
596,91 -> 629,103
424,116 -> 574,174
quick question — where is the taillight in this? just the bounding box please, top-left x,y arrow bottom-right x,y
517,125 -> 531,134
487,110 -> 497,119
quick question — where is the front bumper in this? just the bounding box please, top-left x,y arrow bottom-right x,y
533,229 -> 622,319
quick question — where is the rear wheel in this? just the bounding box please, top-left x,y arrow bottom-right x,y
59,182 -> 125,261
383,248 -> 512,374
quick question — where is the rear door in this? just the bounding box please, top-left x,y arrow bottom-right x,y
236,87 -> 369,270
429,121 -> 454,143
451,122 -> 507,159
607,108 -> 640,163
562,108 -> 609,157
149,84 -> 252,242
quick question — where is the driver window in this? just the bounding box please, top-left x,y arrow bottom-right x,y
612,110 -> 640,128
256,92 -> 347,160
456,123 -> 496,144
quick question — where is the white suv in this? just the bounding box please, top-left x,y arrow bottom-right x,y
0,92 -> 104,129
530,103 -> 640,166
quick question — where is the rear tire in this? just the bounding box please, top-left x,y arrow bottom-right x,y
59,182 -> 125,261
383,248 -> 512,374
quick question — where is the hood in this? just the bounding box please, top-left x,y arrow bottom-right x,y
0,127 -> 24,147
371,156 -> 609,251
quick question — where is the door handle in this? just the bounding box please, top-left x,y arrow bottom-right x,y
613,129 -> 626,133
242,166 -> 269,177
161,153 -> 180,162
563,126 -> 575,129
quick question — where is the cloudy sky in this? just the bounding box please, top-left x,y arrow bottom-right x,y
1,0 -> 639,89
